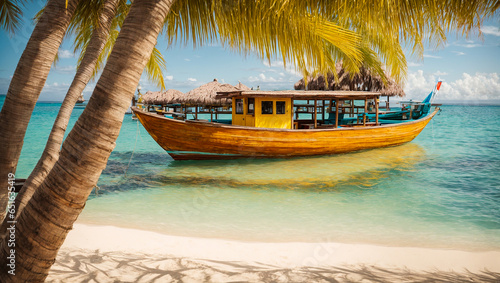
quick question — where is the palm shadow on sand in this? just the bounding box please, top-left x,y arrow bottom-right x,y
47,249 -> 500,282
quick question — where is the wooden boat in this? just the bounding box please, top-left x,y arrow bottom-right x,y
133,83 -> 441,160
76,93 -> 85,104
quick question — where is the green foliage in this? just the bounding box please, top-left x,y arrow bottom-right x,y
145,47 -> 167,90
0,0 -> 24,34
69,0 -> 166,89
165,0 -> 365,81
38,0 -> 500,88
319,0 -> 498,82
165,0 -> 498,85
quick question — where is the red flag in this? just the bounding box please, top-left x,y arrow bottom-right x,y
436,81 -> 442,91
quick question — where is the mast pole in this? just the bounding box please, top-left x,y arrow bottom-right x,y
314,99 -> 317,128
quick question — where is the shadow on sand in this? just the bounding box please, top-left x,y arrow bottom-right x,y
47,249 -> 500,283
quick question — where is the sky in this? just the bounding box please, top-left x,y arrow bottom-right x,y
0,3 -> 499,103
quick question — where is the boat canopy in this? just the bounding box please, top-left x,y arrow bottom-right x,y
216,90 -> 380,100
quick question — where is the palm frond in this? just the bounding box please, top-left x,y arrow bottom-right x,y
0,0 -> 24,34
322,0 -> 497,54
33,6 -> 44,22
165,0 -> 497,85
69,0 -> 497,88
144,47 -> 167,90
74,0 -> 168,89
67,0 -> 106,36
165,0 -> 365,82
53,51 -> 59,68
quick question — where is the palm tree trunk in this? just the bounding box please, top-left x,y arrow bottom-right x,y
4,0 -> 120,234
0,0 -> 80,221
0,0 -> 174,281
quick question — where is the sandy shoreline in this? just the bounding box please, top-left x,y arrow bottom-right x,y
45,223 -> 500,282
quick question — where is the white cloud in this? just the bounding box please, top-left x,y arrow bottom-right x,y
408,62 -> 422,67
263,60 -> 284,68
53,65 -> 76,74
433,71 -> 448,76
463,44 -> 481,48
243,60 -> 304,90
453,41 -> 482,48
184,58 -> 191,62
249,73 -> 278,83
405,70 -> 500,101
137,77 -> 199,93
165,75 -> 173,81
58,49 -> 74,58
404,70 -> 435,98
39,82 -> 71,101
481,26 -> 500,37
83,82 -> 96,95
423,54 -> 441,59
262,60 -> 301,77
452,51 -> 466,56
247,70 -> 300,90
444,73 -> 500,100
187,78 -> 197,82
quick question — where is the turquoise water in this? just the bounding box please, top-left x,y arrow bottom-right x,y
4,95 -> 500,251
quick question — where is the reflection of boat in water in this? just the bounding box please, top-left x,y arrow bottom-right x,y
133,82 -> 441,160
159,143 -> 426,189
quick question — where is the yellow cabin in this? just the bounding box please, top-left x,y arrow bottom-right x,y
231,96 -> 293,129
217,90 -> 383,130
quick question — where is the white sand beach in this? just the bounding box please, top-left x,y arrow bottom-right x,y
46,223 -> 500,282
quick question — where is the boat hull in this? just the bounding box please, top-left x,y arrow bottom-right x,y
132,107 -> 439,160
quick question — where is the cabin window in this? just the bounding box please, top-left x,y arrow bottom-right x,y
247,98 -> 255,114
261,101 -> 273,114
235,99 -> 244,114
276,101 -> 286,114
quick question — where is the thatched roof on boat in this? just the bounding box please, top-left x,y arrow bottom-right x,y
294,62 -> 405,97
141,89 -> 184,105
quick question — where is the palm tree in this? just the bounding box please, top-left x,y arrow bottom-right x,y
0,0 -> 80,222
0,0 -> 497,280
10,0 -> 121,224
0,0 -> 174,280
0,0 -> 168,227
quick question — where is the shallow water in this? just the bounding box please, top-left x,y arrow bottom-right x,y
6,95 -> 500,251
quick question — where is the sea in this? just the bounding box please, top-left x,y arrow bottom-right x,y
2,95 -> 500,252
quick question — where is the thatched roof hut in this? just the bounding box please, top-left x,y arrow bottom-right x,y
235,81 -> 251,91
294,62 -> 405,97
141,89 -> 184,105
183,79 -> 238,106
